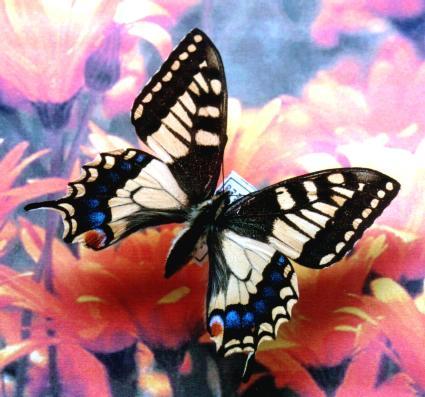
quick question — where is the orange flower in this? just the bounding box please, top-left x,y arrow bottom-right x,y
246,235 -> 387,395
224,97 -> 308,187
338,278 -> 425,394
335,341 -> 417,396
0,336 -> 113,397
19,218 -> 207,352
335,137 -> 425,280
27,344 -> 112,397
274,235 -> 387,367
0,0 -> 119,102
242,351 -> 325,397
247,235 -> 424,395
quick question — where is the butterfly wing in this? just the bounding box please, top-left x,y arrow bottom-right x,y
206,167 -> 399,355
25,149 -> 188,249
207,230 -> 298,356
219,168 -> 400,268
25,28 -> 227,250
131,28 -> 227,203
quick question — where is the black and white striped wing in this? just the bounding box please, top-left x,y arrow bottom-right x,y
207,231 -> 298,356
131,28 -> 227,204
25,149 -> 187,249
219,168 -> 400,268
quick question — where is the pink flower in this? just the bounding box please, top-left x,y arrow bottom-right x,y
333,135 -> 425,280
275,40 -> 425,285
280,36 -> 425,154
102,0 -> 199,118
101,41 -> 147,118
0,142 -> 66,222
312,0 -> 424,47
0,0 -> 119,102
0,140 -> 66,258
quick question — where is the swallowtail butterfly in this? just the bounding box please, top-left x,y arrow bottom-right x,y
26,29 -> 400,366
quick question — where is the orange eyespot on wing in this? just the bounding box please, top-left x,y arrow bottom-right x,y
83,229 -> 107,250
209,315 -> 224,337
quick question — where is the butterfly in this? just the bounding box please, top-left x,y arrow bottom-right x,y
26,29 -> 400,363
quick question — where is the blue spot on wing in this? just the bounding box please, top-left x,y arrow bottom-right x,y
225,310 -> 241,329
120,161 -> 132,171
254,299 -> 267,314
88,211 -> 106,227
263,287 -> 276,298
106,171 -> 120,184
94,184 -> 108,194
270,271 -> 284,284
135,153 -> 145,163
242,312 -> 255,328
277,255 -> 286,266
85,199 -> 100,209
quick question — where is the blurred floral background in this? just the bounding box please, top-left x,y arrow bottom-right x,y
0,0 -> 424,396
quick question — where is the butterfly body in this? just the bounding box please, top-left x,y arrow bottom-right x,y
26,29 -> 400,361
165,190 -> 230,278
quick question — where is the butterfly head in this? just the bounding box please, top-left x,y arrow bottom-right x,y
188,190 -> 230,223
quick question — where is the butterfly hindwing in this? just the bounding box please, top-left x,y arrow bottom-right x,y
218,168 -> 400,268
25,149 -> 187,249
131,28 -> 227,204
207,230 -> 298,356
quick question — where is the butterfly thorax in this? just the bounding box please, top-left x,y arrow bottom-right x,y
164,190 -> 230,278
190,190 -> 230,224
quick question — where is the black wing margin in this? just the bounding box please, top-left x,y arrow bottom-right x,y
217,168 -> 400,269
131,28 -> 227,204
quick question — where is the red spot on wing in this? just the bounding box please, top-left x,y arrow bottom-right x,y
210,318 -> 224,337
84,229 -> 107,249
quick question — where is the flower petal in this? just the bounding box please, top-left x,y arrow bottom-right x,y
0,338 -> 59,371
127,21 -> 172,60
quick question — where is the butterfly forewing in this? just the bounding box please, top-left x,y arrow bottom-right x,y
131,28 -> 227,204
207,230 -> 298,356
25,149 -> 187,249
219,168 -> 400,268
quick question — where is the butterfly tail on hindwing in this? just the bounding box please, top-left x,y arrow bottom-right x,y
25,149 -> 189,249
